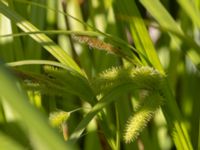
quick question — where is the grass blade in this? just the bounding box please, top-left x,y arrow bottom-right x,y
0,1 -> 83,76
114,0 -> 164,73
0,63 -> 75,150
177,0 -> 200,28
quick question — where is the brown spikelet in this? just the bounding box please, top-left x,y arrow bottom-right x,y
72,34 -> 119,54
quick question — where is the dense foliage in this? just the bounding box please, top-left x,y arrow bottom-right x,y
0,0 -> 199,150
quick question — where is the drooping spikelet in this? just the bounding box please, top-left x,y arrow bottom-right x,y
72,34 -> 119,54
124,93 -> 163,143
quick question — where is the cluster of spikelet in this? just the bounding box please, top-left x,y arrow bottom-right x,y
92,66 -> 165,143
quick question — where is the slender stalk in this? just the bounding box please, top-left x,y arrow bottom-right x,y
61,0 -> 80,66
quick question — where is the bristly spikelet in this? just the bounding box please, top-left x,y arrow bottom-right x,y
91,66 -> 121,90
98,66 -> 122,80
91,66 -> 165,95
72,34 -> 120,54
49,110 -> 70,128
131,66 -> 165,90
124,93 -> 163,143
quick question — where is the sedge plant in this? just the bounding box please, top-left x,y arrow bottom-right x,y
0,0 -> 199,150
